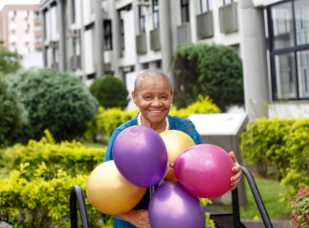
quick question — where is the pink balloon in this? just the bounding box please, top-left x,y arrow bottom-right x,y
113,125 -> 167,187
174,144 -> 234,198
149,182 -> 205,228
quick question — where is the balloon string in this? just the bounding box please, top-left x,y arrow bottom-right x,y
158,162 -> 174,187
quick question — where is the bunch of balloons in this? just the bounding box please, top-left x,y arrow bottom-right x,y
86,125 -> 234,228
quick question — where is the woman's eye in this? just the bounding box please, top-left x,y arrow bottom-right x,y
145,96 -> 152,100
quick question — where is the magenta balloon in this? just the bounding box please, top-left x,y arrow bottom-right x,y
174,144 -> 234,198
113,125 -> 168,187
149,182 -> 205,228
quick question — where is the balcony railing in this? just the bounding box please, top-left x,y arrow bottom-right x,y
196,10 -> 214,40
136,33 -> 147,55
150,28 -> 160,51
219,2 -> 238,34
177,23 -> 191,46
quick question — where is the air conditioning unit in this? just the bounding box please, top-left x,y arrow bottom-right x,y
136,0 -> 150,6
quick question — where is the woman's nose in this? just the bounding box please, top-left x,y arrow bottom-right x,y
151,98 -> 162,106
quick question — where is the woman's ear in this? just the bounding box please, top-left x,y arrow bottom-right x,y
131,91 -> 136,104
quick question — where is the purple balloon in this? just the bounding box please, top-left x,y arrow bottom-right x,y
113,125 -> 167,187
149,182 -> 205,228
174,144 -> 234,198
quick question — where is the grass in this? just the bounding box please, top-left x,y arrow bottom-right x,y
240,176 -> 291,220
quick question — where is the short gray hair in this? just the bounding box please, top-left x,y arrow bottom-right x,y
134,69 -> 172,93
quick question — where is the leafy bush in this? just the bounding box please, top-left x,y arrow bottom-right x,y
0,41 -> 22,74
0,75 -> 26,147
169,95 -> 221,118
5,68 -> 99,143
0,132 -> 111,227
85,95 -> 220,142
0,164 -> 111,228
0,130 -> 106,179
241,118 -> 294,178
172,43 -> 244,111
241,118 -> 309,200
290,186 -> 309,228
89,74 -> 129,109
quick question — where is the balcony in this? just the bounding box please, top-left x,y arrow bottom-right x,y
150,28 -> 160,51
70,55 -> 81,71
196,10 -> 214,40
219,2 -> 238,34
177,23 -> 191,46
136,33 -> 147,55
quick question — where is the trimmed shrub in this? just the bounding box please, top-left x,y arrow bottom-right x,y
0,75 -> 26,147
0,41 -> 22,74
172,43 -> 244,111
0,131 -> 111,227
89,75 -> 129,109
0,130 -> 106,179
240,118 -> 294,178
240,118 -> 309,200
85,95 -> 220,142
5,68 -> 99,143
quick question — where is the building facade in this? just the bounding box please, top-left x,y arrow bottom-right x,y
39,0 -> 309,119
0,4 -> 43,68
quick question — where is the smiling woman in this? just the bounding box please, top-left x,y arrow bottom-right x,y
103,69 -> 243,228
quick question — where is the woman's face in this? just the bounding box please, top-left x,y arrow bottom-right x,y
132,76 -> 173,125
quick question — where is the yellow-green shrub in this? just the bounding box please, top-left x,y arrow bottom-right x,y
0,164 -> 112,228
240,118 -> 309,200
0,130 -> 106,180
85,95 -> 220,140
169,95 -> 221,118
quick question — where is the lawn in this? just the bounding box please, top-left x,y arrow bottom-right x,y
240,176 -> 291,220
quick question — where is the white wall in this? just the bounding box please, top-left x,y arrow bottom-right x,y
268,103 -> 309,118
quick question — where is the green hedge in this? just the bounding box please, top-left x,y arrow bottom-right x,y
241,118 -> 309,199
85,95 -> 221,141
0,131 -> 111,227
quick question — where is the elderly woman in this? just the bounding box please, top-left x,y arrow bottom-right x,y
103,69 -> 242,228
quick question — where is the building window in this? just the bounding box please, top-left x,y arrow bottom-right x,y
152,0 -> 159,29
201,0 -> 212,12
223,0 -> 237,5
34,11 -> 40,19
104,20 -> 113,50
181,0 -> 190,23
268,0 -> 309,100
139,6 -> 147,33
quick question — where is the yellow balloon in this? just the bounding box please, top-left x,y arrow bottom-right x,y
160,130 -> 195,182
86,161 -> 147,215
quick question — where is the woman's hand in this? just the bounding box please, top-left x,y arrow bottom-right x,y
229,151 -> 242,191
115,209 -> 151,228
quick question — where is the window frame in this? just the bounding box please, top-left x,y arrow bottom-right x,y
180,0 -> 190,23
267,0 -> 309,101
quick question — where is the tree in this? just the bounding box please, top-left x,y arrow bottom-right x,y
0,41 -> 22,74
0,74 -> 26,147
172,43 -> 244,111
89,74 -> 129,109
5,68 -> 99,143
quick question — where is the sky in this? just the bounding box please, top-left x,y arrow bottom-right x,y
0,0 -> 41,11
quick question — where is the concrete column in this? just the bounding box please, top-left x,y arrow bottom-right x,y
159,0 -> 174,86
57,0 -> 66,71
109,0 -> 121,76
40,8 -> 47,67
94,0 -> 105,78
239,0 -> 269,121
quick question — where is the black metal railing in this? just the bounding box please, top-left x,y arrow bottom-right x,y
70,185 -> 90,228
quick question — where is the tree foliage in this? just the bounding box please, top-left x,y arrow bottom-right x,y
5,68 -> 99,143
0,74 -> 26,147
0,41 -> 22,74
89,74 -> 129,109
172,43 -> 244,111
